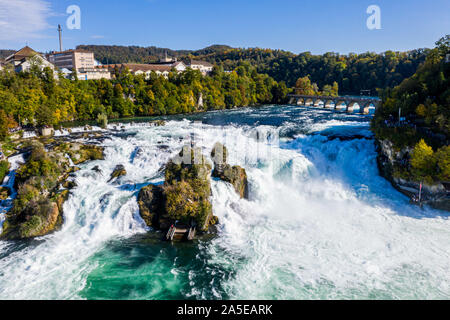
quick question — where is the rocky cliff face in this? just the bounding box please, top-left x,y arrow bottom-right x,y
1,140 -> 104,240
376,139 -> 449,211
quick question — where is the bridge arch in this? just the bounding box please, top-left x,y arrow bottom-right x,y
324,100 -> 335,109
347,101 -> 361,113
314,99 -> 325,107
335,100 -> 347,111
363,102 -> 376,115
304,98 -> 314,107
296,98 -> 304,106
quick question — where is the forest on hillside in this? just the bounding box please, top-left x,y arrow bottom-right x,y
76,44 -> 429,95
372,35 -> 449,184
76,44 -> 232,64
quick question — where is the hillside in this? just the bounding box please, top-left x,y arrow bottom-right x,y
76,44 -> 429,95
75,44 -> 233,64
193,48 -> 429,95
0,50 -> 15,60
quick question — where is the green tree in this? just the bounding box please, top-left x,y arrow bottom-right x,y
35,104 -> 54,127
410,139 -> 436,182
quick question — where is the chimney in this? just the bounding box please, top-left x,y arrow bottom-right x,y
58,25 -> 63,52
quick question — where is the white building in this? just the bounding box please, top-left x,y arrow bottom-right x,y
78,67 -> 112,80
47,49 -> 95,72
189,60 -> 214,75
99,62 -> 188,79
5,46 -> 55,73
172,61 -> 187,72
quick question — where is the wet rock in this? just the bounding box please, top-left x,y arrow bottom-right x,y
109,165 -> 127,182
92,165 -> 102,174
211,143 -> 249,199
213,165 -> 249,199
70,166 -> 81,173
138,184 -> 165,228
150,120 -> 166,127
62,179 -> 77,190
54,142 -> 104,165
0,187 -> 11,200
1,195 -> 63,240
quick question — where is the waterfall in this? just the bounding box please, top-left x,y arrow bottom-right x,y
0,106 -> 448,300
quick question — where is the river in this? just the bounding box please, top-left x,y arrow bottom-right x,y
0,105 -> 449,300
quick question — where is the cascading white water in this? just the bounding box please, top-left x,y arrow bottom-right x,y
0,106 -> 448,300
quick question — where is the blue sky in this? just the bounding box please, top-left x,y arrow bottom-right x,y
0,0 -> 449,54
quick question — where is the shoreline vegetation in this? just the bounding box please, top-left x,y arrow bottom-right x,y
0,63 -> 290,132
372,35 -> 449,211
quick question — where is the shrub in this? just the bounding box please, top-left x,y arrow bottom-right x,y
0,160 -> 9,184
435,146 -> 450,181
97,113 -> 108,129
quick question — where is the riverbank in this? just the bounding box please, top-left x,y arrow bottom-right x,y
375,138 -> 449,211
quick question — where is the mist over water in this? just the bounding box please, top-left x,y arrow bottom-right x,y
0,105 -> 449,300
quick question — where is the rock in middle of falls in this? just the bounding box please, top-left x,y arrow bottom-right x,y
109,165 -> 127,182
138,146 -> 218,236
211,142 -> 249,199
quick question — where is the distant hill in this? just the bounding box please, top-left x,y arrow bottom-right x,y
75,44 -> 233,64
0,50 -> 15,60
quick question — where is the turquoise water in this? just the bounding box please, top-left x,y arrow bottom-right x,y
0,105 -> 449,300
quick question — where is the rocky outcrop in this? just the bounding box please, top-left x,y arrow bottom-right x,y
164,146 -> 215,231
0,160 -> 9,185
149,120 -> 166,127
92,165 -> 102,174
138,146 -> 218,236
138,184 -> 165,228
109,165 -> 127,182
54,142 -> 104,165
211,143 -> 249,199
1,141 -> 105,240
0,187 -> 11,200
376,139 -> 449,211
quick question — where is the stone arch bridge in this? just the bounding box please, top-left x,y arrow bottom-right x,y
288,94 -> 381,114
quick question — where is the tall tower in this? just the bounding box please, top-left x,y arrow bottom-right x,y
58,24 -> 63,52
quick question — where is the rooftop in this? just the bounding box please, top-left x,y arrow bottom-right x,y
190,60 -> 213,67
98,63 -> 174,72
5,46 -> 40,62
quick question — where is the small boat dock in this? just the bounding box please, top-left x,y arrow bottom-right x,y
166,223 -> 196,242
